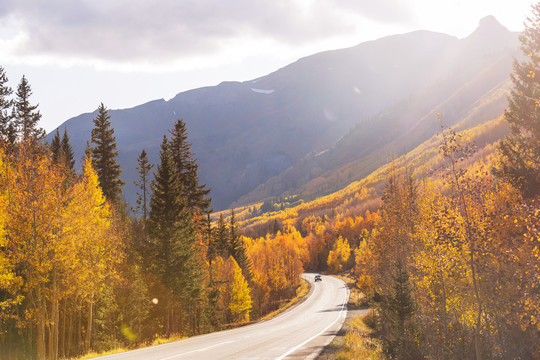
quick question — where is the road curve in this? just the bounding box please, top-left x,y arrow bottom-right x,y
91,273 -> 349,360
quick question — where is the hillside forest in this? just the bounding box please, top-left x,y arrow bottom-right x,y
1,3 -> 540,360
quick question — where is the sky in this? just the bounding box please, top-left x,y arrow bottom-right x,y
0,0 -> 536,133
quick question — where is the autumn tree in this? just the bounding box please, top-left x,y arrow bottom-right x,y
12,75 -> 45,142
90,103 -> 124,203
211,256 -> 252,324
327,235 -> 351,273
494,3 -> 540,198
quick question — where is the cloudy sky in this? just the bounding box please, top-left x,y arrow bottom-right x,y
0,0 -> 535,133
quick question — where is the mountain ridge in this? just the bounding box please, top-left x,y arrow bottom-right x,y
49,16 -> 519,211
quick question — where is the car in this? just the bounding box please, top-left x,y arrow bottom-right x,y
314,274 -> 322,282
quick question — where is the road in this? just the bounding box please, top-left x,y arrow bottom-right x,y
91,273 -> 349,360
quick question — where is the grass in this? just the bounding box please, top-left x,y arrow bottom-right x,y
151,333 -> 187,346
67,347 -> 128,359
336,313 -> 383,360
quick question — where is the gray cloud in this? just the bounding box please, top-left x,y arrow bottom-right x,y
0,0 -> 413,63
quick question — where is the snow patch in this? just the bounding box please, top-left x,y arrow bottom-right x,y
251,88 -> 275,94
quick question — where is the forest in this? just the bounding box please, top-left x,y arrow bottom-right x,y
1,3 -> 539,360
0,74 -> 302,359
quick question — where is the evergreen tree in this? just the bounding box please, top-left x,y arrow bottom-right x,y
133,149 -> 153,224
90,103 -> 124,203
229,210 -> 251,279
148,136 -> 182,237
12,75 -> 45,142
215,214 -> 229,258
83,140 -> 92,162
61,128 -> 76,172
147,135 -> 202,335
381,262 -> 422,360
494,3 -> 540,198
0,66 -> 15,147
168,118 -> 211,212
205,213 -> 217,262
50,128 -> 62,163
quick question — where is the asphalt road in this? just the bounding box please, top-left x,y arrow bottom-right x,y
91,273 -> 349,360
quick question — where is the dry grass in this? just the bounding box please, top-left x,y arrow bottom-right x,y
151,333 -> 187,346
66,347 -> 128,359
336,313 -> 383,360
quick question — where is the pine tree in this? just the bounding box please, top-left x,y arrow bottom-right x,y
61,128 -> 76,172
83,140 -> 92,163
12,75 -> 45,142
228,210 -> 251,279
148,137 -> 182,237
147,135 -> 202,335
133,149 -> 153,224
50,128 -> 62,163
205,213 -> 217,262
215,213 -> 229,258
0,66 -> 15,147
381,261 -> 422,360
494,3 -> 540,198
90,103 -> 124,203
168,118 -> 211,212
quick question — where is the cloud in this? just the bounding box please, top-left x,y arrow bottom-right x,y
0,0 -> 413,65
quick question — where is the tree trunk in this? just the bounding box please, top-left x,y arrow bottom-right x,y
60,302 -> 66,359
471,251 -> 483,360
85,293 -> 94,353
37,299 -> 46,360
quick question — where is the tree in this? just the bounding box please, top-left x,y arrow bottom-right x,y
133,149 -> 153,224
50,128 -> 62,163
381,262 -> 422,360
90,103 -> 124,203
61,128 -> 76,173
147,135 -> 202,336
214,214 -> 229,258
12,75 -> 45,142
211,256 -> 252,324
168,118 -> 211,212
494,3 -> 540,198
327,236 -> 351,273
0,67 -> 15,147
229,210 -> 251,279
226,257 -> 252,323
148,136 -> 182,240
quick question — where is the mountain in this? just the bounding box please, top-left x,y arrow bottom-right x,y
234,16 -> 519,206
49,16 -> 519,211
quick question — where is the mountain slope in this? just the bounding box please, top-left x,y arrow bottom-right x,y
234,16 -> 518,206
50,16 -> 518,211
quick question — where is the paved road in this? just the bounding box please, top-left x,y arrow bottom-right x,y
91,273 -> 349,360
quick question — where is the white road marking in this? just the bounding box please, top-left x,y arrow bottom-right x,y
158,341 -> 234,360
274,281 -> 349,360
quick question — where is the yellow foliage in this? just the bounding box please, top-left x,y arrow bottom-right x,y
327,236 -> 351,273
